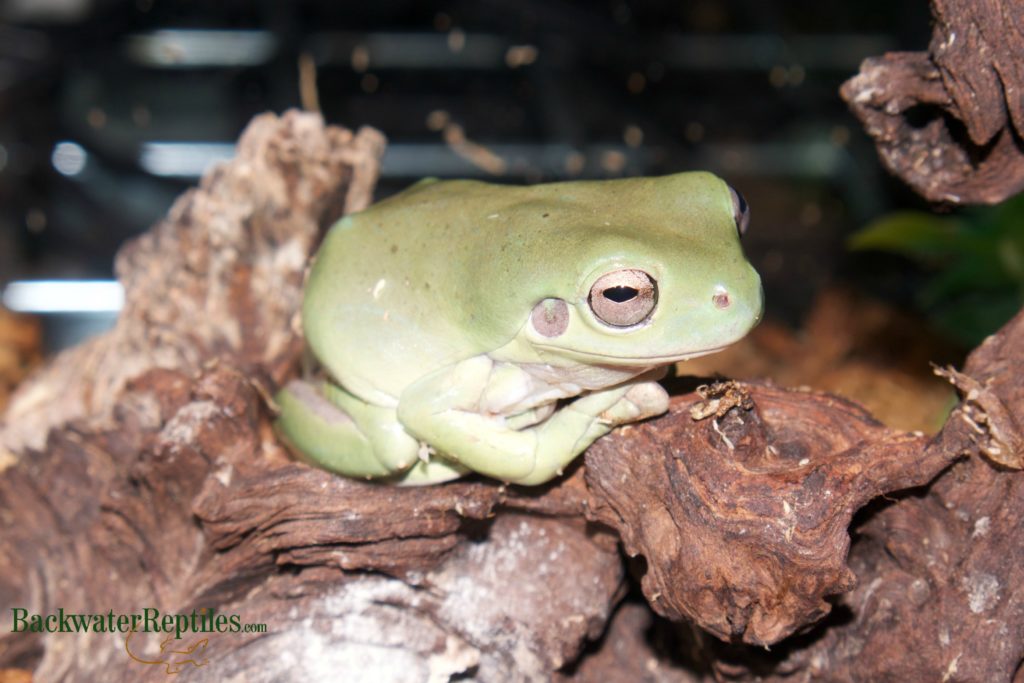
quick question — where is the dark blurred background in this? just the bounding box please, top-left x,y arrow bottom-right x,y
0,0 -> 936,350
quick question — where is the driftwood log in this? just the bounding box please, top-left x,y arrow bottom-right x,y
841,0 -> 1024,204
0,109 -> 1021,682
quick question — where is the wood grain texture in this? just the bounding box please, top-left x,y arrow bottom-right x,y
841,0 -> 1024,204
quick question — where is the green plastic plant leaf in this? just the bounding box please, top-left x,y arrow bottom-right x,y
848,213 -> 974,262
849,195 -> 1024,346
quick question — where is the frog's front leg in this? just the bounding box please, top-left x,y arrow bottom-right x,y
397,356 -> 669,485
275,379 -> 425,479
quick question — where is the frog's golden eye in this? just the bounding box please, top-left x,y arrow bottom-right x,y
588,269 -> 657,327
729,185 -> 750,236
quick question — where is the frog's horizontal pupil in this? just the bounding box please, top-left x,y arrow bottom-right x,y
588,269 -> 657,328
603,286 -> 638,303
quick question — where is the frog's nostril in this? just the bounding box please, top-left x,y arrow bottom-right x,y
712,288 -> 731,309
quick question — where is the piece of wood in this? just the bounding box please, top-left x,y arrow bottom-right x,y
584,382 -> 964,646
691,309 -> 1024,682
841,0 -> 1024,204
0,111 -> 385,456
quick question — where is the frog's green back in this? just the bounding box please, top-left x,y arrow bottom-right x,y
303,172 -> 751,405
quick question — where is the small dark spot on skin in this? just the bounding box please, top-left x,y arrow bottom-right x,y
542,213 -> 550,218
390,244 -> 398,253
713,291 -> 731,309
424,282 -> 430,290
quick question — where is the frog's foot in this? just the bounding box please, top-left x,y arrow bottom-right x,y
398,357 -> 673,486
275,380 -> 421,480
383,455 -> 470,486
598,380 -> 670,426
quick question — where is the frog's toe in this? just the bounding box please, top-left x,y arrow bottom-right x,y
386,456 -> 469,486
599,381 -> 669,425
625,381 -> 670,418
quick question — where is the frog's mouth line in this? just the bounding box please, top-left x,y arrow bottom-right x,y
531,343 -> 733,365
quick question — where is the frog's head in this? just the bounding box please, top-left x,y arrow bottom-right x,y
514,172 -> 763,366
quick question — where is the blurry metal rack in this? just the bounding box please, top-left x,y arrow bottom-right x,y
0,0 -> 931,350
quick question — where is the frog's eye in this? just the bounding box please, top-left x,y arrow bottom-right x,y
588,269 -> 657,327
729,185 -> 750,236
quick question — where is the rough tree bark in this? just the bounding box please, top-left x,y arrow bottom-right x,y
841,0 -> 1024,204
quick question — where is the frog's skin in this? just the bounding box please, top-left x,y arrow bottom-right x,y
275,172 -> 762,485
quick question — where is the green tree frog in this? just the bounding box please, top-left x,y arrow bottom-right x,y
275,172 -> 762,485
